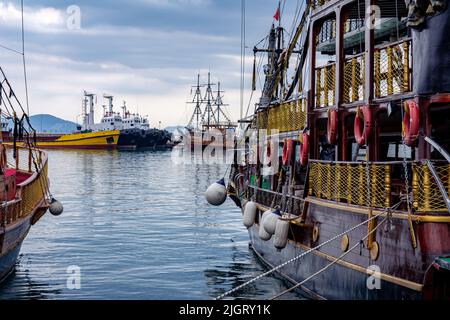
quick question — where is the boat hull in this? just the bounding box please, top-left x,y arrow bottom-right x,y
118,128 -> 172,149
30,130 -> 120,149
0,242 -> 22,284
249,225 -> 421,300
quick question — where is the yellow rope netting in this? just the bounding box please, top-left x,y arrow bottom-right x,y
316,64 -> 336,108
375,40 -> 411,98
258,99 -> 307,133
309,162 -> 390,209
413,163 -> 450,213
343,54 -> 365,104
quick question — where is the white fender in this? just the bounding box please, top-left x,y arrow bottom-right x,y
263,209 -> 281,235
205,178 -> 227,206
274,218 -> 290,249
243,201 -> 257,228
259,210 -> 272,241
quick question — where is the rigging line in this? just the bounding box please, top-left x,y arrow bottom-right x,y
21,0 -> 30,115
240,0 -> 246,122
357,0 -> 363,54
269,205 -> 397,300
0,43 -> 23,56
215,208 -> 388,300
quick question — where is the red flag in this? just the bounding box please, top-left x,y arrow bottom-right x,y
273,7 -> 280,21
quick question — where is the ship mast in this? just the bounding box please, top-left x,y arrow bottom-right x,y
83,91 -> 96,129
213,81 -> 232,126
187,74 -> 204,130
103,94 -> 114,115
201,72 -> 217,129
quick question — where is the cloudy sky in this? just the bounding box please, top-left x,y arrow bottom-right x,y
0,0 -> 298,127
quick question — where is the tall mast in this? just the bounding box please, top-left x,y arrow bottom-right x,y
187,74 -> 204,130
213,81 -> 231,126
103,94 -> 114,114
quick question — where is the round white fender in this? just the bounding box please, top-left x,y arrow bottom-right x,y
259,210 -> 272,241
274,218 -> 290,249
243,201 -> 257,228
49,198 -> 64,216
205,178 -> 227,206
263,209 -> 281,235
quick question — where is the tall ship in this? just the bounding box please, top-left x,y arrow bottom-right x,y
212,0 -> 450,299
185,73 -> 237,150
0,67 -> 62,283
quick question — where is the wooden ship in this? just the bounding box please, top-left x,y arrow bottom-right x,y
216,0 -> 450,299
185,73 -> 237,150
0,67 -> 62,283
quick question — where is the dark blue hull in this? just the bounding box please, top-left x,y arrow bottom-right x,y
0,243 -> 22,284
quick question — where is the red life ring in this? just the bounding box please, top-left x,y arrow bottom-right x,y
327,108 -> 338,145
300,133 -> 310,165
403,100 -> 420,147
354,106 -> 373,146
282,139 -> 295,166
264,140 -> 273,166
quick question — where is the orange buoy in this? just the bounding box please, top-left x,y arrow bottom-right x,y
300,132 -> 310,165
354,106 -> 373,146
403,100 -> 420,147
282,139 -> 295,166
327,108 -> 338,145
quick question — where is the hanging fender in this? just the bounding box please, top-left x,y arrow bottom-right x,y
402,100 -> 420,147
282,139 -> 295,166
327,108 -> 338,145
354,106 -> 373,146
300,132 -> 310,166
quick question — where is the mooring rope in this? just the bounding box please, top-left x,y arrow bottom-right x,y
269,202 -> 400,300
215,202 -> 399,300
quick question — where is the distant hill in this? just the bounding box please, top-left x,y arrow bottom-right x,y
26,114 -> 79,133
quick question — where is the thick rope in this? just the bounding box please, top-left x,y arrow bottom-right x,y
215,207 -> 389,300
269,203 -> 399,300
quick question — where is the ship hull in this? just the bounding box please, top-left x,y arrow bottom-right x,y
118,128 -> 172,149
249,225 -> 422,300
23,130 -> 120,149
0,213 -> 33,284
242,196 -> 450,300
0,242 -> 22,284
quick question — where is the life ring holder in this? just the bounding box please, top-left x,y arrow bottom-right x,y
354,105 -> 373,146
402,100 -> 420,147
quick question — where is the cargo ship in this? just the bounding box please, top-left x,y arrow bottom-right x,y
212,0 -> 450,300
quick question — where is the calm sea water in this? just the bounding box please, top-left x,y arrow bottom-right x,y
0,150 -> 304,300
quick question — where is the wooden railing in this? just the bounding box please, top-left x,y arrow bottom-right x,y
1,146 -> 49,226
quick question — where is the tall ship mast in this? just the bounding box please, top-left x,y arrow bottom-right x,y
186,72 -> 237,149
210,0 -> 450,300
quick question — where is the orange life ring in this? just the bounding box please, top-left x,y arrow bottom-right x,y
300,133 -> 310,165
327,108 -> 338,145
354,106 -> 373,146
403,100 -> 420,147
282,139 -> 295,166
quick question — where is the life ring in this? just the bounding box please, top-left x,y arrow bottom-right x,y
300,132 -> 310,166
264,140 -> 273,166
402,100 -> 420,147
282,139 -> 295,166
327,108 -> 338,145
354,106 -> 373,146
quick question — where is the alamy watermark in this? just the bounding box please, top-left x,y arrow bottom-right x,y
67,265 -> 81,290
66,5 -> 81,30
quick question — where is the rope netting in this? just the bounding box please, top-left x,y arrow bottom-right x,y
413,163 -> 450,213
